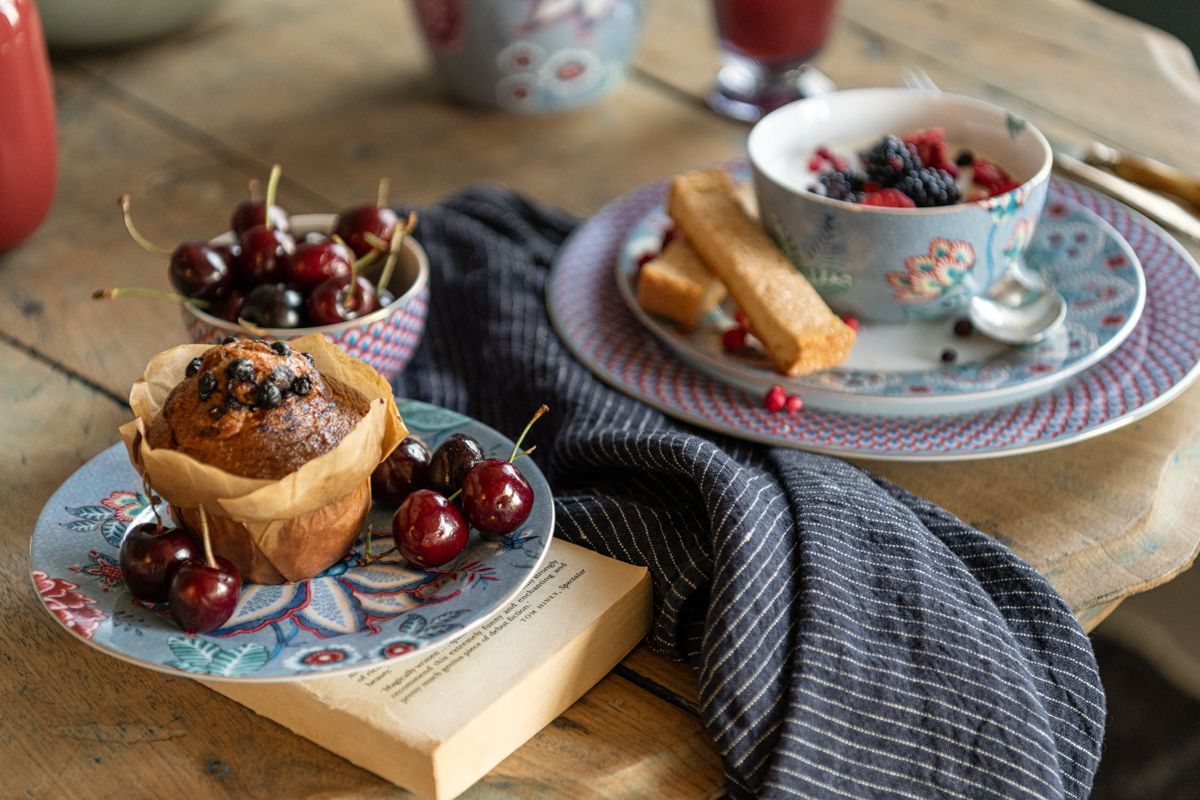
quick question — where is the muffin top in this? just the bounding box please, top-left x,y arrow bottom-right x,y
145,338 -> 369,479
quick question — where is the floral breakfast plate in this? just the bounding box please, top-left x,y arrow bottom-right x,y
29,400 -> 554,682
614,189 -> 1146,416
547,175 -> 1200,460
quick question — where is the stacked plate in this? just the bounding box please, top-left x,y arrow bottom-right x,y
547,173 -> 1200,461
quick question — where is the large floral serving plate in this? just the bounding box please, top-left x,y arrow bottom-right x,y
614,189 -> 1145,416
547,175 -> 1200,460
29,400 -> 554,682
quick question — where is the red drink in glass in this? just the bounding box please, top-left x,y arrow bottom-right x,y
709,0 -> 839,121
0,0 -> 57,252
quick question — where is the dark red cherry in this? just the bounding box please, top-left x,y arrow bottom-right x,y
214,241 -> 242,269
241,283 -> 304,328
119,522 -> 201,603
333,205 -> 398,258
428,433 -> 484,495
306,275 -> 380,325
372,437 -> 431,505
235,224 -> 295,288
392,489 -> 468,568
462,459 -> 534,537
168,243 -> 231,301
231,199 -> 290,237
286,239 -> 353,292
209,289 -> 246,323
168,557 -> 241,633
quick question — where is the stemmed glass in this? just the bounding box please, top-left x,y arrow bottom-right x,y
708,0 -> 840,122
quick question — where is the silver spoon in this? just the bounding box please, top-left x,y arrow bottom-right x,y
968,265 -> 1067,345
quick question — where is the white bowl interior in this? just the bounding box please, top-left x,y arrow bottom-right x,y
749,88 -> 1052,197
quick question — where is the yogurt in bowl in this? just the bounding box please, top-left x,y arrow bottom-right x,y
748,88 -> 1052,324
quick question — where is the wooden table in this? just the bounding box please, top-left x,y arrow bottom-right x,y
5,0 -> 1200,796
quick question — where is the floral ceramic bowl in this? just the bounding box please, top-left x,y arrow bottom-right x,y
183,214 -> 430,383
748,88 -> 1053,324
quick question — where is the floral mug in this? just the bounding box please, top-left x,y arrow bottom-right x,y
409,0 -> 646,112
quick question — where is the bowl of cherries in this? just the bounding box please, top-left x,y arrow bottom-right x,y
97,165 -> 430,383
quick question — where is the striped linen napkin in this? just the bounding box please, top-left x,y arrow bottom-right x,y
396,186 -> 1106,799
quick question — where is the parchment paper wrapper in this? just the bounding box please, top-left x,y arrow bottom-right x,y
119,334 -> 406,584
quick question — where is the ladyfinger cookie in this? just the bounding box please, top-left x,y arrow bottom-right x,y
667,169 -> 855,376
636,236 -> 727,327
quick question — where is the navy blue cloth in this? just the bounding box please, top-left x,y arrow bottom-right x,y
397,186 -> 1106,799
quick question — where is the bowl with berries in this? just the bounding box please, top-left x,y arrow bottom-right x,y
748,88 -> 1053,324
97,165 -> 430,383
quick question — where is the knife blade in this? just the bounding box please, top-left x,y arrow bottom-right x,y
1050,150 -> 1200,245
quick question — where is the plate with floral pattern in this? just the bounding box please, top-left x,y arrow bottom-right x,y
547,176 -> 1200,460
614,186 -> 1146,415
29,400 -> 554,682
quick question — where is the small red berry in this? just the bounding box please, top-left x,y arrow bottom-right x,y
785,395 -> 804,413
765,384 -> 786,412
861,189 -> 916,208
807,155 -> 824,172
841,314 -> 860,332
722,327 -> 748,353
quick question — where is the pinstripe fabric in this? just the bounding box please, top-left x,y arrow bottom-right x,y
397,187 -> 1105,799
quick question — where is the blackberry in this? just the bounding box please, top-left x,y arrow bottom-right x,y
185,357 -> 203,378
813,168 -> 865,203
269,341 -> 291,356
895,168 -> 961,208
861,135 -> 921,187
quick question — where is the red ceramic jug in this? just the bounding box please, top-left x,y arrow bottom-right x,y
0,0 -> 57,252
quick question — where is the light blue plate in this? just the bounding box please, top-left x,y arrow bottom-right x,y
617,188 -> 1146,416
29,400 -> 554,682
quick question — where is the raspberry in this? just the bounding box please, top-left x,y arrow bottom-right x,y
812,168 -> 866,203
895,168 -> 961,208
861,135 -> 920,187
971,158 -> 1018,196
765,384 -> 786,412
861,189 -> 916,208
840,314 -> 861,332
785,395 -> 804,413
903,128 -> 958,177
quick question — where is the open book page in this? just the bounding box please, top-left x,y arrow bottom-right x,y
205,539 -> 651,799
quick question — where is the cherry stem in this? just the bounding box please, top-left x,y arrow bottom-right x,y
198,506 -> 217,569
377,177 -> 390,210
119,195 -> 172,257
447,488 -> 462,503
359,545 -> 398,567
375,223 -> 405,296
248,178 -> 261,202
92,287 -> 210,309
509,405 -> 549,463
511,445 -> 536,463
141,473 -> 163,530
264,164 -> 282,231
